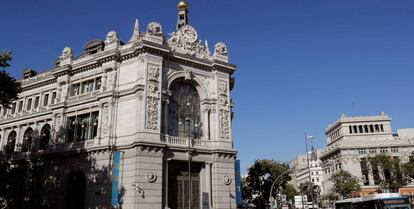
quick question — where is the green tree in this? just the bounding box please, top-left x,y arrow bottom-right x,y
242,159 -> 290,209
403,152 -> 414,180
282,184 -> 297,205
0,51 -> 21,107
329,170 -> 361,198
369,155 -> 409,192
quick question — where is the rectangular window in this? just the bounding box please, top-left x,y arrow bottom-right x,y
95,77 -> 101,90
11,103 -> 16,114
51,92 -> 56,104
27,98 -> 32,111
18,101 -> 23,112
67,111 -> 99,142
43,94 -> 49,106
34,96 -> 40,108
70,84 -> 80,96
81,80 -> 94,93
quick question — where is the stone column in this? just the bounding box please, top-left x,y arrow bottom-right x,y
206,162 -> 212,208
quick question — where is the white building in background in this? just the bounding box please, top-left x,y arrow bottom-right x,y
290,148 -> 324,194
320,113 -> 414,195
0,2 -> 238,209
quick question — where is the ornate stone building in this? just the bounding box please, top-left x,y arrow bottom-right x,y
0,2 -> 237,209
320,113 -> 414,195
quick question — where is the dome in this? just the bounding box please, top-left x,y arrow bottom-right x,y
177,1 -> 188,10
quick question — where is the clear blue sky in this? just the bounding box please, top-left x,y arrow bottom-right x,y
2,1 -> 414,173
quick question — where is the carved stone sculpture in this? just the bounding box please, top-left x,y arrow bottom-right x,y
147,22 -> 163,35
214,42 -> 228,56
105,31 -> 119,45
60,47 -> 73,60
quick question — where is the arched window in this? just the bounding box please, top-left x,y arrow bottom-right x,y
364,125 -> 368,133
168,82 -> 201,139
359,125 -> 363,133
369,125 -> 374,133
380,124 -> 384,132
353,126 -> 358,133
21,128 -> 33,152
6,131 -> 17,154
375,124 -> 379,132
40,124 -> 51,150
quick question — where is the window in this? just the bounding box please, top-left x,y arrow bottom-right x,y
349,126 -> 353,134
43,94 -> 49,106
375,124 -> 380,132
168,82 -> 201,139
369,125 -> 374,133
11,103 -> 16,114
5,131 -> 17,154
39,124 -> 51,150
353,126 -> 358,133
21,128 -> 33,152
95,77 -> 101,90
70,77 -> 102,96
34,96 -> 40,108
67,111 -> 99,142
51,92 -> 56,104
317,178 -> 319,182
380,124 -> 384,132
364,125 -> 368,133
27,98 -> 32,111
18,101 -> 23,112
359,125 -> 363,133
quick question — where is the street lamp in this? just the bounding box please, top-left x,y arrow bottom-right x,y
269,167 -> 308,209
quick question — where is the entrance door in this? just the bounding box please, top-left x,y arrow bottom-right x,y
169,161 -> 201,209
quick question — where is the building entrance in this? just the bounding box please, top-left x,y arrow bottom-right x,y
168,161 -> 202,209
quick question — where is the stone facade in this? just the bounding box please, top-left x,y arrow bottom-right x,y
320,113 -> 414,195
0,2 -> 237,209
290,149 -> 324,194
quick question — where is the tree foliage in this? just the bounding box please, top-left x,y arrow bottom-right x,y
0,51 -> 21,107
369,155 -> 409,192
329,170 -> 360,198
242,159 -> 290,209
403,152 -> 414,180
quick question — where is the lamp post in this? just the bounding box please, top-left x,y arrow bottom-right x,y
269,167 -> 308,209
184,100 -> 198,209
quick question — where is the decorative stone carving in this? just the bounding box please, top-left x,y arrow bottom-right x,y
60,47 -> 73,60
219,82 -> 228,95
105,31 -> 119,45
147,22 -> 163,35
55,113 -> 62,130
102,104 -> 109,134
184,69 -> 193,81
148,66 -> 160,80
145,170 -> 157,183
167,24 -> 212,60
145,96 -> 159,130
222,175 -> 232,185
214,42 -> 228,56
219,109 -> 230,139
106,70 -> 115,89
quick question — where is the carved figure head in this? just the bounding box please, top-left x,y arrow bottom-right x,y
214,42 -> 228,56
147,22 -> 163,35
105,31 -> 118,45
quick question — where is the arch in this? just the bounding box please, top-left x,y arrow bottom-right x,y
369,124 -> 374,133
21,128 -> 33,152
353,125 -> 358,133
364,125 -> 368,133
167,71 -> 208,101
168,81 -> 202,138
359,125 -> 363,133
65,171 -> 86,209
39,124 -> 51,150
6,131 -> 17,154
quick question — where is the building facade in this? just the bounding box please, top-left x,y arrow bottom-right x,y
0,2 -> 238,209
290,149 -> 324,194
320,113 -> 414,195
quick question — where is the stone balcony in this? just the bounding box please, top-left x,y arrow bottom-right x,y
162,135 -> 209,148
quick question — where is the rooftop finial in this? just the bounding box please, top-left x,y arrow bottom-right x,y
176,1 -> 188,29
129,18 -> 140,42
